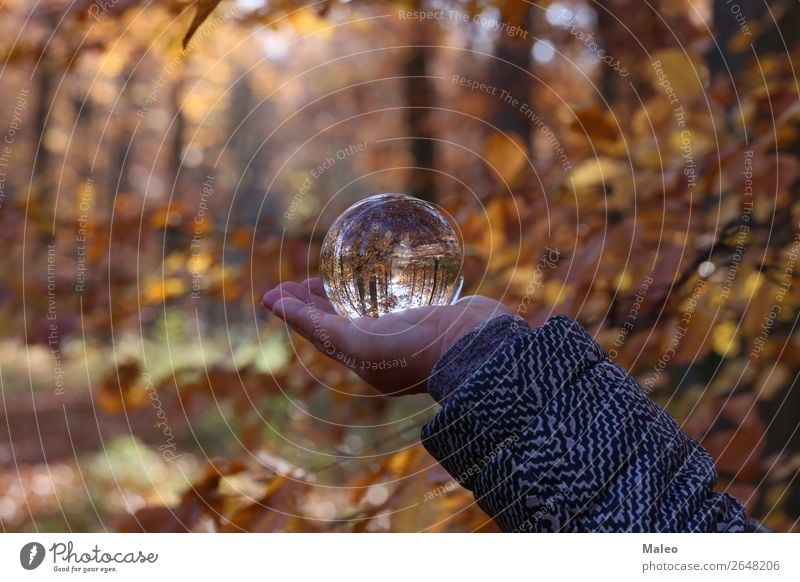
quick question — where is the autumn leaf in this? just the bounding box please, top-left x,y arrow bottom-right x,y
570,105 -> 622,152
97,361 -> 147,414
473,196 -> 508,259
141,278 -> 187,304
483,132 -> 528,185
4,0 -> 800,534
288,7 -> 333,38
649,49 -> 708,100
712,320 -> 740,358
182,0 -> 224,50
118,461 -> 247,532
568,157 -> 627,190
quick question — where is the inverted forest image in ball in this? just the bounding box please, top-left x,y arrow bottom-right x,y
320,194 -> 464,319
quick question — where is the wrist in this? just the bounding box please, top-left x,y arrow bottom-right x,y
428,314 -> 530,403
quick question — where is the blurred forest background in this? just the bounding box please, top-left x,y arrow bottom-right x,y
1,0 -> 800,532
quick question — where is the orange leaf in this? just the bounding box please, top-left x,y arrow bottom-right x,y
97,361 -> 147,414
483,132 -> 528,185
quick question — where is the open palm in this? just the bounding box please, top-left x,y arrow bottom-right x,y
262,278 -> 511,395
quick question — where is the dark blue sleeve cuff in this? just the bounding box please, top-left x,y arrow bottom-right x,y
427,314 -> 530,403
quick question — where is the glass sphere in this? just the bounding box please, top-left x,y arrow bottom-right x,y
320,193 -> 464,319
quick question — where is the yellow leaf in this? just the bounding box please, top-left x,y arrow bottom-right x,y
99,46 -> 129,77
668,129 -> 714,158
742,271 -> 764,297
188,252 -> 213,276
544,280 -> 566,306
507,266 -> 538,289
219,473 -> 268,499
143,278 -> 186,303
483,132 -> 528,185
568,157 -> 627,189
164,252 -> 188,272
712,321 -> 739,357
386,447 -> 420,476
650,49 -> 708,100
615,270 -> 633,292
288,7 -> 333,38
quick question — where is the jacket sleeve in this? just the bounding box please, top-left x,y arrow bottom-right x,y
421,315 -> 748,532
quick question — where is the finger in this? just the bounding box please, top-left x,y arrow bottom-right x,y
264,280 -> 335,313
452,294 -> 489,306
305,292 -> 337,314
262,287 -> 286,310
300,278 -> 337,314
281,281 -> 314,301
272,297 -> 353,357
301,277 -> 325,296
262,281 -> 306,309
271,297 -> 318,341
454,295 -> 511,316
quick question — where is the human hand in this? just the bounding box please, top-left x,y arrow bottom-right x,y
262,278 -> 511,395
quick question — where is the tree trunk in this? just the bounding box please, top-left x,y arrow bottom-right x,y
405,21 -> 436,203
490,4 -> 534,143
164,77 -> 186,255
227,74 -> 263,224
32,52 -> 55,206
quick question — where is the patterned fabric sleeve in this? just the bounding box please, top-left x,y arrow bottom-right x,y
421,315 -> 748,532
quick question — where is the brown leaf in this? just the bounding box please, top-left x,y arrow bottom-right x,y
115,504 -> 203,533
97,360 -> 147,414
182,0 -> 224,50
222,474 -> 313,532
116,461 -> 246,532
570,105 -> 622,150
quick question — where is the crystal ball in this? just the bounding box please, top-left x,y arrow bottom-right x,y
320,193 -> 464,319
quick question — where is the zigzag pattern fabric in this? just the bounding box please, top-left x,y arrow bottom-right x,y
421,315 -> 747,532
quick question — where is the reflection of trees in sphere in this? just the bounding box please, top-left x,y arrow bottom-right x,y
320,194 -> 464,319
